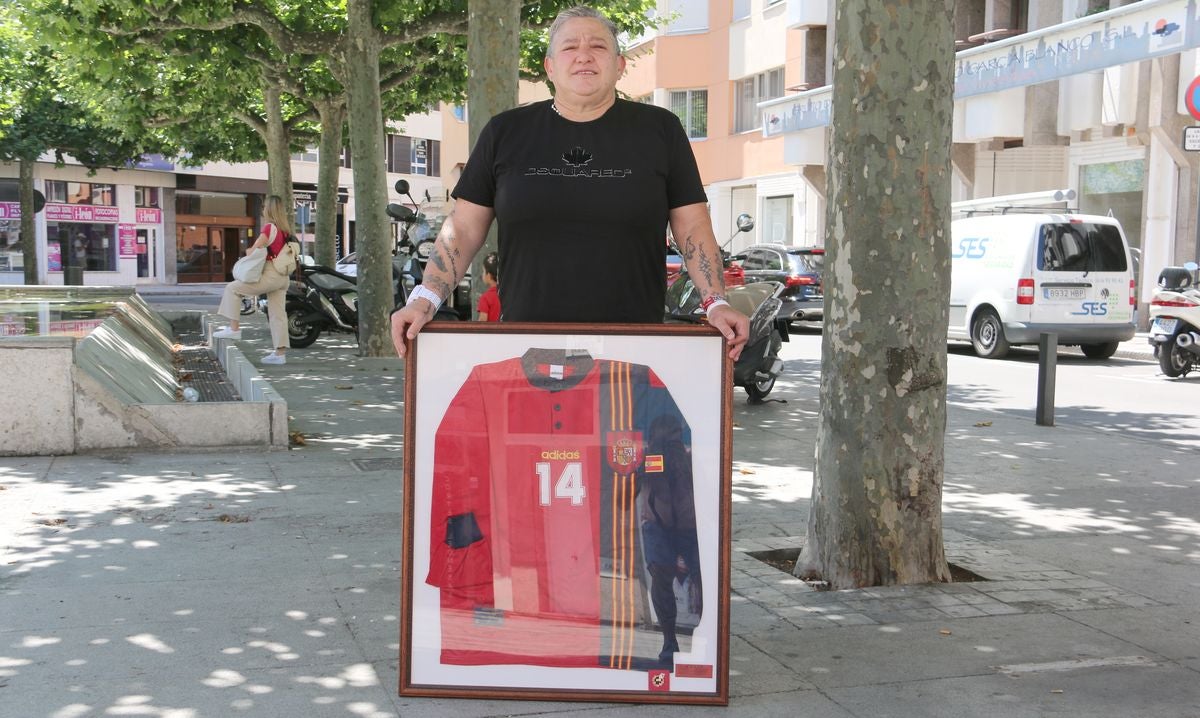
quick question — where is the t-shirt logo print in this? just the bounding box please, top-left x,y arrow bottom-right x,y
563,146 -> 593,167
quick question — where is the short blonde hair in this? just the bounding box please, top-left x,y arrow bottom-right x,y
262,195 -> 294,237
546,6 -> 620,57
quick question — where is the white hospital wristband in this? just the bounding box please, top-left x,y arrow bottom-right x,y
406,284 -> 444,309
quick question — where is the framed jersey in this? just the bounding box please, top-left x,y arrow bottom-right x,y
399,323 -> 733,704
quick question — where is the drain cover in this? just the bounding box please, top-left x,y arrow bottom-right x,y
351,458 -> 405,472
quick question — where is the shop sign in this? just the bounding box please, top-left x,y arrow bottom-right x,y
136,208 -> 162,224
0,202 -> 18,220
118,224 -> 137,257
45,204 -> 120,223
47,242 -> 62,271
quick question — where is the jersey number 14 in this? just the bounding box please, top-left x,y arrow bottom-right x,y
536,461 -> 586,506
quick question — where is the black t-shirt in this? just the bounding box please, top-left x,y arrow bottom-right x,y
452,99 -> 708,323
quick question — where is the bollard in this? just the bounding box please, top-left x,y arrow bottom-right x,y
1036,332 -> 1057,426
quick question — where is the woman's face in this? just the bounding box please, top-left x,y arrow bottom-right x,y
544,17 -> 625,106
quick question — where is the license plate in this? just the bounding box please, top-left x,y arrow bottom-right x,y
1153,317 -> 1178,333
1044,287 -> 1085,300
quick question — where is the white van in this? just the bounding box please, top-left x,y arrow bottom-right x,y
949,212 -> 1136,359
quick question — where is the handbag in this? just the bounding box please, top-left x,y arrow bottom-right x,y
232,247 -> 267,283
271,241 -> 298,275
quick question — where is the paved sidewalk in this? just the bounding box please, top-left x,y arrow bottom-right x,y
1,313 -> 1198,717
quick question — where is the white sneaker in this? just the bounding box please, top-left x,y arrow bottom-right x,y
212,327 -> 242,339
262,353 -> 286,365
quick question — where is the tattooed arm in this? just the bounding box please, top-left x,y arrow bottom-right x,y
669,202 -> 749,360
391,199 -> 495,357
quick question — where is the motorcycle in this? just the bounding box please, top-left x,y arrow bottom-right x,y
282,264 -> 365,348
665,215 -> 790,402
1149,261 -> 1200,378
388,180 -> 472,320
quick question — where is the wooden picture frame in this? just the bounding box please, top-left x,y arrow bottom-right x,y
399,323 -> 732,704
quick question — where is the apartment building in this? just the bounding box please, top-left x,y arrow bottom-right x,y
0,106 -> 467,286
762,0 -> 1200,314
613,0 -> 825,253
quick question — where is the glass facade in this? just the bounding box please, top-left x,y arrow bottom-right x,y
47,223 -> 118,272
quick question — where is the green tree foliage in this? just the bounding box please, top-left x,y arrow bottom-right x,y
17,0 -> 654,351
0,7 -> 157,283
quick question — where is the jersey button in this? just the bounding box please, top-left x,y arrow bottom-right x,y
554,421 -> 563,430
554,404 -> 561,411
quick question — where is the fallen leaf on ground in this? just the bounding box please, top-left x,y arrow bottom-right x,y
738,468 -> 755,475
939,629 -> 952,636
289,431 -> 307,446
1050,689 -> 1064,694
217,514 -> 251,523
335,385 -> 354,390
39,518 -> 67,526
974,421 -> 993,427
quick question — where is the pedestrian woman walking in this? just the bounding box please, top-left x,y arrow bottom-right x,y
213,195 -> 299,365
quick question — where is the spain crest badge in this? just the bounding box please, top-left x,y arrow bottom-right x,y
604,431 -> 644,472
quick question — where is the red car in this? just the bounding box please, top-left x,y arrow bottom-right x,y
666,252 -> 745,287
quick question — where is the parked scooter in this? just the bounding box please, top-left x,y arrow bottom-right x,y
1149,261 -> 1200,378
388,180 -> 472,320
665,216 -> 790,402
281,264 -> 364,348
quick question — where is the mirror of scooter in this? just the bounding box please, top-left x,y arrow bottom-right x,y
386,203 -> 417,223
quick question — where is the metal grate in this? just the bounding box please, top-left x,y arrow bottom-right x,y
351,458 -> 405,472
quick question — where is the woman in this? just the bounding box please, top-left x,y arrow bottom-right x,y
390,5 -> 748,358
213,195 -> 298,365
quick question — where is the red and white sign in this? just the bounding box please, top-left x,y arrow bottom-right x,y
0,202 -> 19,220
45,204 -> 120,223
118,224 -> 137,257
136,208 -> 162,224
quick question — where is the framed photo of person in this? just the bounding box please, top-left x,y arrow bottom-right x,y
399,323 -> 733,705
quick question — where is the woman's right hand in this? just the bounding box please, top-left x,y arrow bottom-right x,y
390,301 -> 437,358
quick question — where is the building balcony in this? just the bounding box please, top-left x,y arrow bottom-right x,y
786,0 -> 826,29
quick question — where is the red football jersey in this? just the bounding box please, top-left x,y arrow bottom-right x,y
426,349 -> 698,669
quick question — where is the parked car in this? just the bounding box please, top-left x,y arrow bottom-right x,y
666,251 -> 745,288
334,251 -> 358,277
732,244 -> 824,325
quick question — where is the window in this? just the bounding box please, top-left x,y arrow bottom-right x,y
412,139 -> 429,176
732,0 -> 750,20
735,68 -> 785,133
666,0 -> 708,33
45,181 -> 116,206
669,89 -> 708,139
0,179 -> 19,273
290,146 -> 319,162
1037,223 -> 1128,272
452,105 -> 466,122
47,223 -> 118,272
387,134 -> 441,177
762,250 -> 783,271
135,186 -> 160,208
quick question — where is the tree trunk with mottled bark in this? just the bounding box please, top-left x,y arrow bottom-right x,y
466,0 -> 519,309
314,98 -> 347,268
796,0 -> 956,589
262,83 -> 294,209
19,159 -> 37,285
344,0 -> 392,356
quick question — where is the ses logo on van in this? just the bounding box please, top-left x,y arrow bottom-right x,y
951,237 -> 989,259
1071,302 -> 1109,316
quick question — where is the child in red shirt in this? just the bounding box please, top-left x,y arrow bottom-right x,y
476,251 -> 501,321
